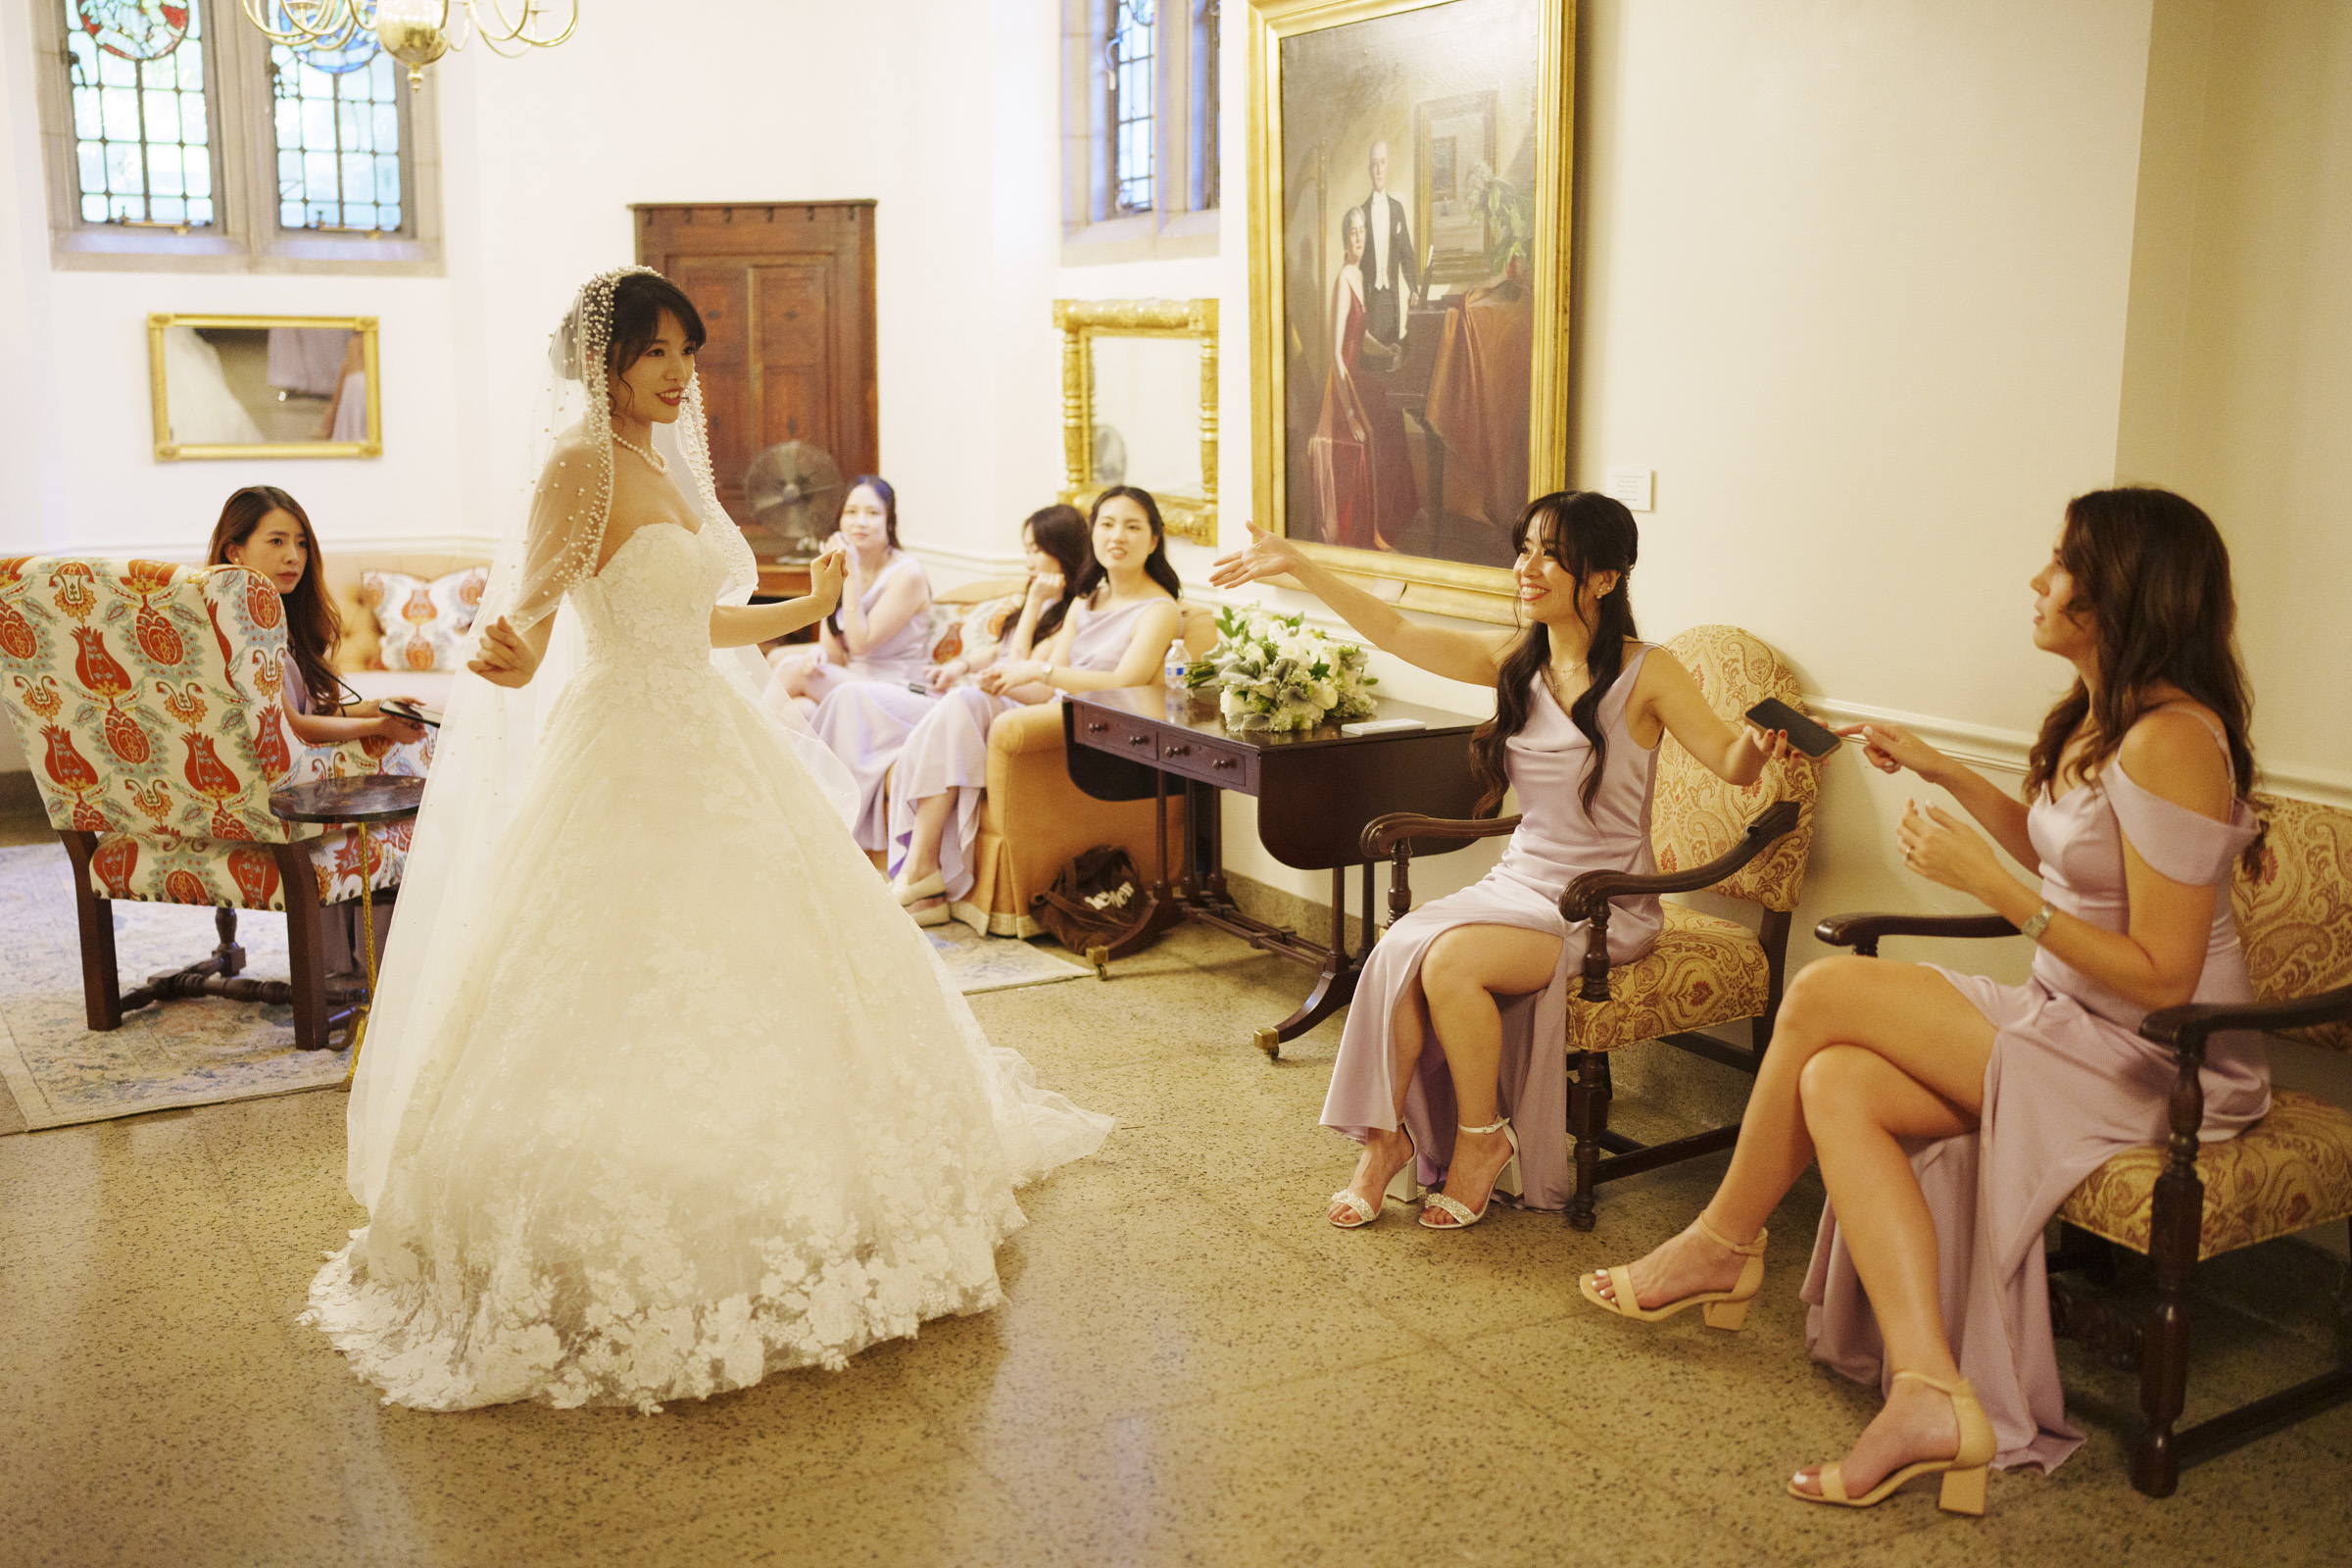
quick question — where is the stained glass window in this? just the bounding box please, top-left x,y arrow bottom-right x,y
62,1 -> 217,227
270,40 -> 404,232
1106,0 -> 1155,216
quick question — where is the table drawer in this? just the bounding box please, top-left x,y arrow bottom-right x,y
1152,732 -> 1256,792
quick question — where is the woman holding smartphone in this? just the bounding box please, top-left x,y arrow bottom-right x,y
1584,488 -> 2265,1516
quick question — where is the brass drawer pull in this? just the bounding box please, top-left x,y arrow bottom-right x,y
1086,721 -> 1107,733
1127,733 -> 1152,746
1211,757 -> 1236,770
1164,744 -> 1190,758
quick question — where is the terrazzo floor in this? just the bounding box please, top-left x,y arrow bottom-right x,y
2,913 -> 2348,1567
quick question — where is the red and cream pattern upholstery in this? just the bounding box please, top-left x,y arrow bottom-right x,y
361,565 -> 488,673
0,555 -> 418,906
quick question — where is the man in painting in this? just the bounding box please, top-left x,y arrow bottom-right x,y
1355,141 -> 1421,362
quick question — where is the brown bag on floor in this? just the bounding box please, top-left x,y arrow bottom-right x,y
1030,845 -> 1156,956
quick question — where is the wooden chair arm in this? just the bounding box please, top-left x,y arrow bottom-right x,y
1813,911 -> 2022,957
1563,800 -> 1801,1003
1362,811 -> 1521,938
2139,982 -> 2352,1058
1359,811 -> 1521,861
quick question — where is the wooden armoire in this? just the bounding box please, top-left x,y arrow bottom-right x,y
632,202 -> 880,543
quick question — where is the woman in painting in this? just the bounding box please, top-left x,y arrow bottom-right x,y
1308,206 -> 1378,551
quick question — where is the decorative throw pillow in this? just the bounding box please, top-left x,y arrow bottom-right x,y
363,567 -> 487,672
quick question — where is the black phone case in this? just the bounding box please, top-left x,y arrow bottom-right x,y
1744,698 -> 1838,759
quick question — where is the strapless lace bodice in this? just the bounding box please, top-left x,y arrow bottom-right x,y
569,522 -> 723,672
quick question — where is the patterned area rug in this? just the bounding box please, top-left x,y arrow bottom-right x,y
0,844 -> 1090,1133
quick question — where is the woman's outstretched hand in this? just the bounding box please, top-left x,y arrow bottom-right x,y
467,617 -> 538,690
1838,721 -> 1942,780
1208,524 -> 1306,591
1895,798 -> 2002,901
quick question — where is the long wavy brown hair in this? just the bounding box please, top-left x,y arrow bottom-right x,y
2022,487 -> 2257,857
1467,491 -> 1642,817
208,486 -> 343,714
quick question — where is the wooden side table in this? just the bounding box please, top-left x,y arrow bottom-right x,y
270,774 -> 425,1075
1064,688 -> 1484,1056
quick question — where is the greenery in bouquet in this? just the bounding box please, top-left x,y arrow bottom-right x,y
1188,606 -> 1378,732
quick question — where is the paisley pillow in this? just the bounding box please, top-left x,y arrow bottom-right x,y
363,567 -> 486,673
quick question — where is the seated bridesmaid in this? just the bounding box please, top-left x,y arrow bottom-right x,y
810,502 -> 1092,864
761,474 -> 933,717
887,486 -> 1183,925
1584,487 -> 2264,1517
207,486 -> 425,749
1209,494 -> 1802,1231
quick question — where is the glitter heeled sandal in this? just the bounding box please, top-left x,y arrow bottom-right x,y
1327,1126 -> 1422,1229
1417,1117 -> 1521,1230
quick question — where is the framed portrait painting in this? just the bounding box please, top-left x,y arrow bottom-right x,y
1247,0 -> 1574,622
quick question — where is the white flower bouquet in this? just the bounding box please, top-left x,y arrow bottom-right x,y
1185,606 -> 1379,733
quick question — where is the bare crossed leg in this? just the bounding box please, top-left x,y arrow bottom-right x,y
1588,956 -> 1996,1496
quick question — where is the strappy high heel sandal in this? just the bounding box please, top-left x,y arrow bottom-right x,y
1327,1126 -> 1421,1229
1417,1117 -> 1521,1230
1580,1213 -> 1768,1331
1788,1370 -> 1996,1515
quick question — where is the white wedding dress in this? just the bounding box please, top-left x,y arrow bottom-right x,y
305,509 -> 1110,1412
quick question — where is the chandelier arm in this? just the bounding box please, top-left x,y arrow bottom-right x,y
466,0 -> 581,48
240,0 -> 359,47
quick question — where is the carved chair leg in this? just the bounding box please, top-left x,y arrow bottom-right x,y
213,906 -> 245,978
59,832 -> 122,1031
2132,1155 -> 2203,1496
1567,1050 -> 1611,1232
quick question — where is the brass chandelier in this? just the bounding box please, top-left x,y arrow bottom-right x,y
239,2 -> 579,89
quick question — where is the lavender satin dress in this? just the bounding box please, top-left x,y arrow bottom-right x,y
777,554 -> 935,708
1322,648 -> 1663,1209
1803,714 -> 2264,1473
809,600 -> 1023,854
888,594 -> 1171,904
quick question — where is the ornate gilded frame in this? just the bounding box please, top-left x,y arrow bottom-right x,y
1054,298 -> 1219,546
147,313 -> 382,461
1247,0 -> 1576,624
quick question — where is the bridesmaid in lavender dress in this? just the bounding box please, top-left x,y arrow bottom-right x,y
1209,493 -> 1802,1231
1585,488 -> 2263,1516
762,475 -> 933,717
888,487 -> 1184,926
810,504 -> 1091,862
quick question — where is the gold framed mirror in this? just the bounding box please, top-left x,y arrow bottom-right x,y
1054,298 -> 1218,545
147,314 -> 382,461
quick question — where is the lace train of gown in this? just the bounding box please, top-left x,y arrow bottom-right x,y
304,523 -> 1111,1412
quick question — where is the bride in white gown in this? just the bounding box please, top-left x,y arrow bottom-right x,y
305,267 -> 1111,1412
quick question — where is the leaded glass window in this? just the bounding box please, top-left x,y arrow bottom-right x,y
1106,0 -> 1154,216
270,41 -> 405,232
62,1 -> 217,227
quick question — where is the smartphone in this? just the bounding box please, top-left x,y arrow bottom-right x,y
378,699 -> 444,729
1744,698 -> 1840,760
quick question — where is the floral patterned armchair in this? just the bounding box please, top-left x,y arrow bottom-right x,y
0,556 -> 427,1052
1817,791 -> 2352,1496
1366,625 -> 1821,1230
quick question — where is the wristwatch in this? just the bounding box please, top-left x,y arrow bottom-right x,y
2019,902 -> 2057,943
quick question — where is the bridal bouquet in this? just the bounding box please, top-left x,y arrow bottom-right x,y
1186,606 -> 1378,733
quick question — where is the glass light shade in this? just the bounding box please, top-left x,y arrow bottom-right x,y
374,0 -> 450,87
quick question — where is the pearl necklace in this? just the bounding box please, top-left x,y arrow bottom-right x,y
612,431 -> 668,474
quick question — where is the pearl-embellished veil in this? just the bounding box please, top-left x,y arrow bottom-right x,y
344,267 -> 858,1207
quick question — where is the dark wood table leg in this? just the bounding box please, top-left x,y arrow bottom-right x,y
1251,864 -> 1363,1059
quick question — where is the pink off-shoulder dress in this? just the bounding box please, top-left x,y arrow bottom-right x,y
1802,713 -> 2265,1473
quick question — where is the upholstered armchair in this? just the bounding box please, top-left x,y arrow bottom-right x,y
956,603 -> 1219,937
0,556 -> 425,1053
1819,791 -> 2352,1496
1366,625 -> 1821,1229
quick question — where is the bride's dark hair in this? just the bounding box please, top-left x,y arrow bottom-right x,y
606,272 -> 707,374
1466,491 -> 1641,818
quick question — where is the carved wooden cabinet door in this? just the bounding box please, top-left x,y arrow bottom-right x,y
632,202 -> 880,542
